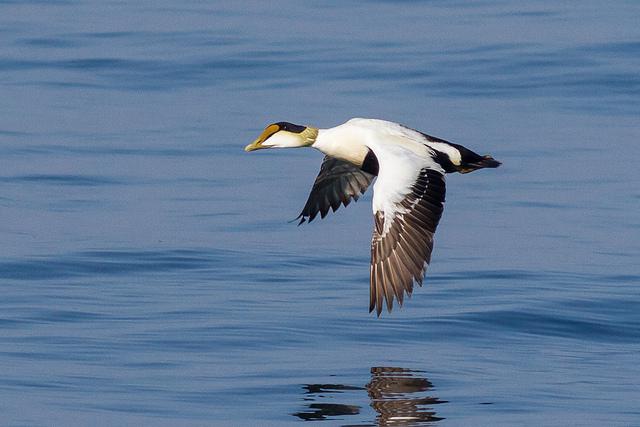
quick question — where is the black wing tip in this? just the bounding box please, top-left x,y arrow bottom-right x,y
369,298 -> 384,317
291,213 -> 307,226
370,292 -> 403,317
292,210 -> 322,225
369,303 -> 384,317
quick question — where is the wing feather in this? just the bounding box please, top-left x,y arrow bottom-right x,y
370,167 -> 446,315
297,156 -> 375,224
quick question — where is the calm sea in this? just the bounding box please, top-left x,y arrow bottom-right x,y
1,1 -> 639,426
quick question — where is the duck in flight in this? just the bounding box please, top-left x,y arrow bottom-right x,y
245,118 -> 500,316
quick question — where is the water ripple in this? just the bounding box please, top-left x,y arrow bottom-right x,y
0,249 -> 232,280
1,37 -> 638,114
0,174 -> 121,186
1,1 -> 639,425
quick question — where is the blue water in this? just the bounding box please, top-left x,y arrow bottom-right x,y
1,1 -> 639,425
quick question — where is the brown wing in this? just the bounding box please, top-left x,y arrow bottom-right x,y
296,156 -> 375,224
370,168 -> 446,316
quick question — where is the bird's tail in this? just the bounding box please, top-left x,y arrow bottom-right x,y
458,155 -> 501,174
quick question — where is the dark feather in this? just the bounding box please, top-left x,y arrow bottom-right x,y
297,156 -> 376,225
370,169 -> 446,316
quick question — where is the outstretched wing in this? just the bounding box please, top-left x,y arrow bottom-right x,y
370,158 -> 446,316
296,156 -> 375,224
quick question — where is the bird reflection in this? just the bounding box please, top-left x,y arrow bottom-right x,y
367,367 -> 445,425
294,384 -> 364,421
293,367 -> 445,425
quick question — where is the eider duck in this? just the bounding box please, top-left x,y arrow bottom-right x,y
245,118 -> 500,316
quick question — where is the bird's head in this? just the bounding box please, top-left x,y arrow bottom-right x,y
245,122 -> 318,152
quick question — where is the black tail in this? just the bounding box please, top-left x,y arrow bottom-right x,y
457,155 -> 501,174
450,143 -> 501,174
470,155 -> 501,169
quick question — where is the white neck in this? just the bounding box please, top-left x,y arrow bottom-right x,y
311,126 -> 369,167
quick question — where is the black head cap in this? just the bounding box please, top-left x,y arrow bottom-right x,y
274,122 -> 306,134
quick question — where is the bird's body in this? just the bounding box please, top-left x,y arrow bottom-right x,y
245,118 -> 500,315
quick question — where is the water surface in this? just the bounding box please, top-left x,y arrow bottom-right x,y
1,1 -> 639,426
